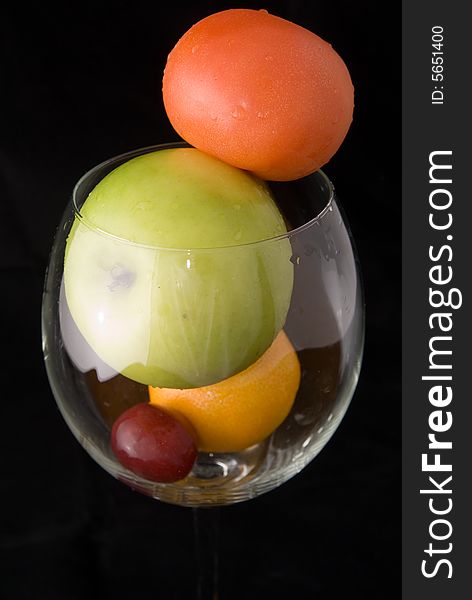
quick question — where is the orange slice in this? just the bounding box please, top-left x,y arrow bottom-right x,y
149,330 -> 300,452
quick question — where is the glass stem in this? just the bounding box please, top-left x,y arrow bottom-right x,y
193,507 -> 220,600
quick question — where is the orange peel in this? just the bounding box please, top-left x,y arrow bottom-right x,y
149,330 -> 300,452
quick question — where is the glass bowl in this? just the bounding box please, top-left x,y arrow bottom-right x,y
42,142 -> 364,506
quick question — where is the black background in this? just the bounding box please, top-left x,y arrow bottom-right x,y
0,1 -> 400,598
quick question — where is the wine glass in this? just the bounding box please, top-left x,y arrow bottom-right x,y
42,141 -> 364,594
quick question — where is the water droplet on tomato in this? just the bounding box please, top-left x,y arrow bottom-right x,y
231,105 -> 246,119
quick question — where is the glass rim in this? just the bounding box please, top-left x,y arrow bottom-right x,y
72,142 -> 335,252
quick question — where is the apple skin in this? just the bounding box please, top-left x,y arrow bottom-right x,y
64,148 -> 293,388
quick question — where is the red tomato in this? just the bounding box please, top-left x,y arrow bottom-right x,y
163,9 -> 354,181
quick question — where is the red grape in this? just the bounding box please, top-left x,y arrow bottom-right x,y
111,403 -> 197,483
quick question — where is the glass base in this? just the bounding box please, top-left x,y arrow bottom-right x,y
190,443 -> 267,485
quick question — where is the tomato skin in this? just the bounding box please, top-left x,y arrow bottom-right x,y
163,9 -> 354,181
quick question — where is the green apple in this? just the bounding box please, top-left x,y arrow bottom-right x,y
64,148 -> 293,388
